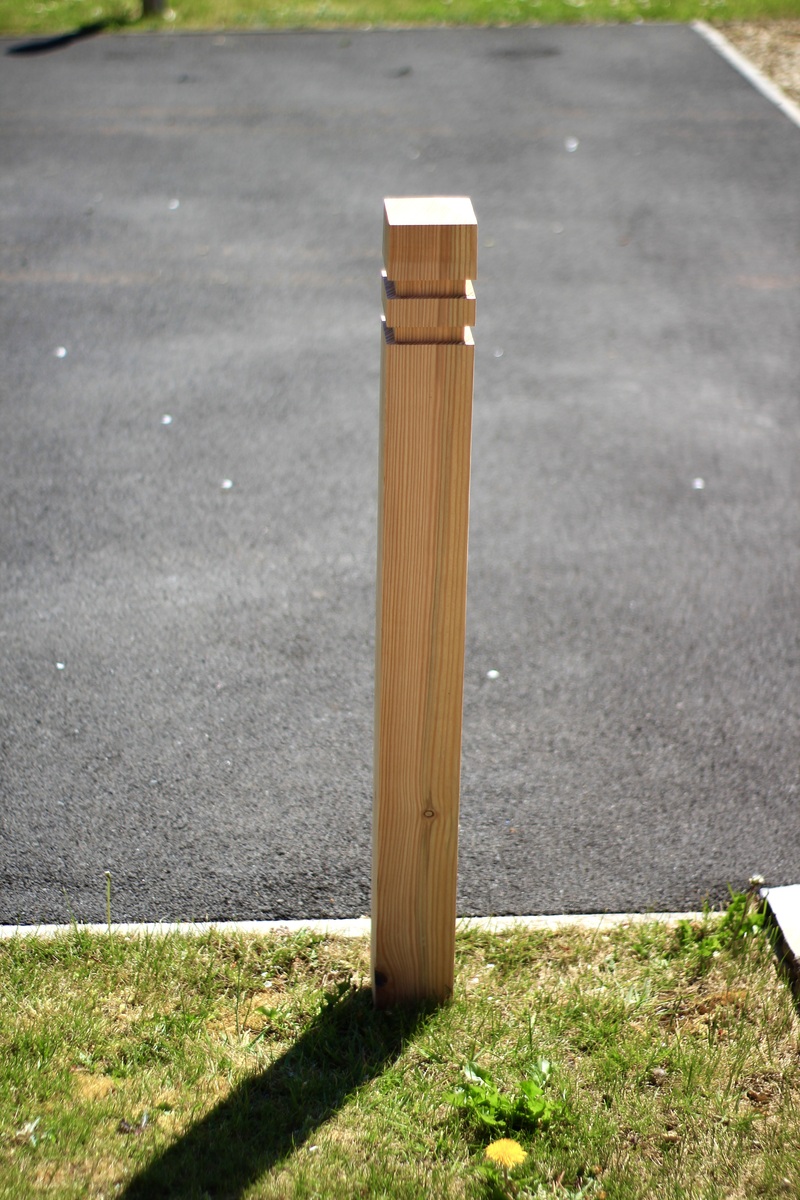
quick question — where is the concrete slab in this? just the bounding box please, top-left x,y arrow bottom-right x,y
1,26 -> 798,923
764,884 -> 800,995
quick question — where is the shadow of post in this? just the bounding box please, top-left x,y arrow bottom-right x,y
6,18 -> 128,56
120,986 -> 434,1200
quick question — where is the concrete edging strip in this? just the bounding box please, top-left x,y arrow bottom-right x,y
763,885 -> 800,995
693,20 -> 800,130
0,913 -> 707,940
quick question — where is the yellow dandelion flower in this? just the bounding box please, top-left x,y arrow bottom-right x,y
485,1138 -> 527,1170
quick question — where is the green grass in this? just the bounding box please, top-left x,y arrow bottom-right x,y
0,0 -> 798,38
1,896 -> 799,1199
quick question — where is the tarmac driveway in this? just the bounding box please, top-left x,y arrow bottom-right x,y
1,25 -> 798,923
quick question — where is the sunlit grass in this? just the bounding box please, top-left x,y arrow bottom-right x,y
0,0 -> 797,37
1,904 -> 798,1199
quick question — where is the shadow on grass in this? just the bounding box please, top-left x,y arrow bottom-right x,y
120,985 -> 433,1200
6,17 -> 129,55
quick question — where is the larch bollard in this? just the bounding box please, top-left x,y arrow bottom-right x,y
372,197 -> 477,1008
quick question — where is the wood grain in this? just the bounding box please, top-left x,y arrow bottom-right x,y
382,274 -> 476,338
383,196 -> 478,282
372,198 -> 476,1007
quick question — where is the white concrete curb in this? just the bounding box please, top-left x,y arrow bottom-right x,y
693,20 -> 800,130
763,885 -> 800,995
0,912 -> 707,940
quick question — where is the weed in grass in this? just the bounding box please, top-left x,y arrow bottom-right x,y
484,1137 -> 527,1196
445,1057 -> 560,1136
104,872 -> 112,935
673,879 -> 768,974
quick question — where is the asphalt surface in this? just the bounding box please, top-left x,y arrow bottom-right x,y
1,24 -> 798,925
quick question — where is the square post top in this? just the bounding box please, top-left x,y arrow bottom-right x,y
383,197 -> 478,283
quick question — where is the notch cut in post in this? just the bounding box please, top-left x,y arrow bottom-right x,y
372,197 -> 477,1008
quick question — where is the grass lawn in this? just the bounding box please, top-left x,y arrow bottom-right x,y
1,894 -> 798,1199
1,4 -> 797,1194
0,0 -> 798,37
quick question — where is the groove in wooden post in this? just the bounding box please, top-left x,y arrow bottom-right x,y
372,197 -> 477,1007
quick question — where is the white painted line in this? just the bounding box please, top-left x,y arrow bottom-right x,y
0,912 -> 707,940
693,20 -> 800,130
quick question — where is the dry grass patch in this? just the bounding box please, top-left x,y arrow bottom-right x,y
720,19 -> 800,105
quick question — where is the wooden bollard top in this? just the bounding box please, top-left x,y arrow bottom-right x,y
381,196 -> 477,344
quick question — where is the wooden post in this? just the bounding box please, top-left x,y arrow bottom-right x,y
372,197 -> 477,1007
